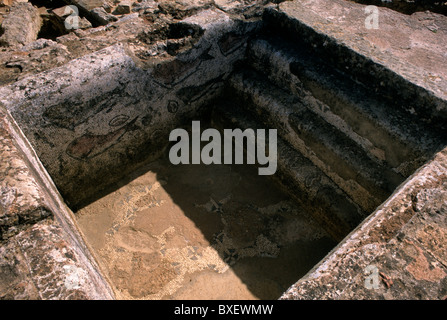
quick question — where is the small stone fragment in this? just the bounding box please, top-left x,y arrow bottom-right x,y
52,6 -> 74,19
78,17 -> 93,29
77,0 -> 105,11
90,6 -> 118,24
112,2 -> 131,15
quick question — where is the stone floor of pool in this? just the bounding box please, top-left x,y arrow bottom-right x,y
75,157 -> 337,300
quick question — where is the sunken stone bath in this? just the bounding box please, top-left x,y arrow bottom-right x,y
0,0 -> 447,300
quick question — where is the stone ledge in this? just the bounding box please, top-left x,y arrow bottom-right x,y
281,147 -> 447,299
265,0 -> 447,127
270,1 -> 447,299
0,107 -> 51,240
0,105 -> 114,299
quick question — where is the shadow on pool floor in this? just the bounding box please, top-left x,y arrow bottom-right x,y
75,155 -> 337,300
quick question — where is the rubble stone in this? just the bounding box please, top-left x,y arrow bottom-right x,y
112,1 -> 131,15
0,3 -> 42,48
90,6 -> 118,24
78,16 -> 93,29
52,6 -> 74,19
76,0 -> 105,11
0,0 -> 13,7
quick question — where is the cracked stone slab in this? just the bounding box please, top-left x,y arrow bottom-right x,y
0,219 -> 111,299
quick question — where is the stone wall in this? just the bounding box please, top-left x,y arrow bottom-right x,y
0,8 -> 261,209
0,106 -> 113,299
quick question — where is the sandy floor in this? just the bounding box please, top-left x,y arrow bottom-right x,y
75,157 -> 336,299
